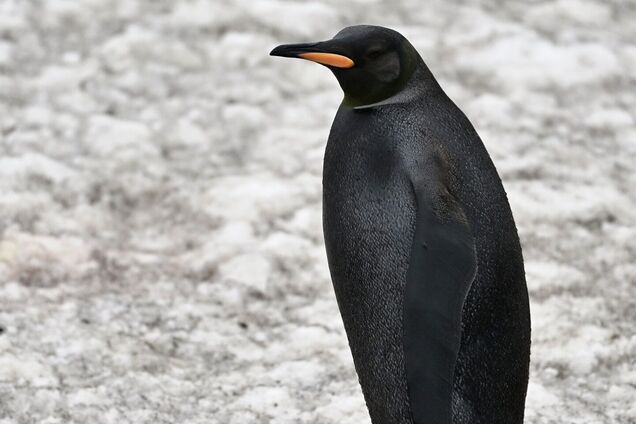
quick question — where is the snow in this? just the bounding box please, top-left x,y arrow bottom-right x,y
0,0 -> 635,423
0,153 -> 76,183
527,0 -> 612,27
219,253 -> 272,292
85,115 -> 156,158
456,36 -> 621,90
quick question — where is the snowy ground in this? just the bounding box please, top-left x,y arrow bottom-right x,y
0,0 -> 635,423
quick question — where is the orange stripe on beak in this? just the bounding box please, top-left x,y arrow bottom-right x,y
298,52 -> 355,68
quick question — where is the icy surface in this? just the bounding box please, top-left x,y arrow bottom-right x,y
0,0 -> 635,423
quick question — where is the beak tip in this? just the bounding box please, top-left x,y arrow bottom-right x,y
269,45 -> 288,57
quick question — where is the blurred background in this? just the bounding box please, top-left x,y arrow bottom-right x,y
0,0 -> 635,423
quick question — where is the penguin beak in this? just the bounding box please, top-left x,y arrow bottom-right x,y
270,42 -> 355,69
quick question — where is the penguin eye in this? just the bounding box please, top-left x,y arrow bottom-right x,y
366,48 -> 384,60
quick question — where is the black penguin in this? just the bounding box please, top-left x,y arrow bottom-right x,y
271,25 -> 530,424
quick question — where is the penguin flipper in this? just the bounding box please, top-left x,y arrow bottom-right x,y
403,158 -> 477,424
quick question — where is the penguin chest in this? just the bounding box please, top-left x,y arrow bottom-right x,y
322,120 -> 417,423
322,126 -> 416,310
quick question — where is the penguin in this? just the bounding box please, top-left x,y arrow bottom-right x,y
271,25 -> 530,424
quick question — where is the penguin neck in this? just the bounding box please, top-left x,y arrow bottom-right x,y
345,59 -> 443,110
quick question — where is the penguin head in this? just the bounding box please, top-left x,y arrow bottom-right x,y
270,25 -> 420,108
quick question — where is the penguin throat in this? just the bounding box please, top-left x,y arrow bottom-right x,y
342,82 -> 407,109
